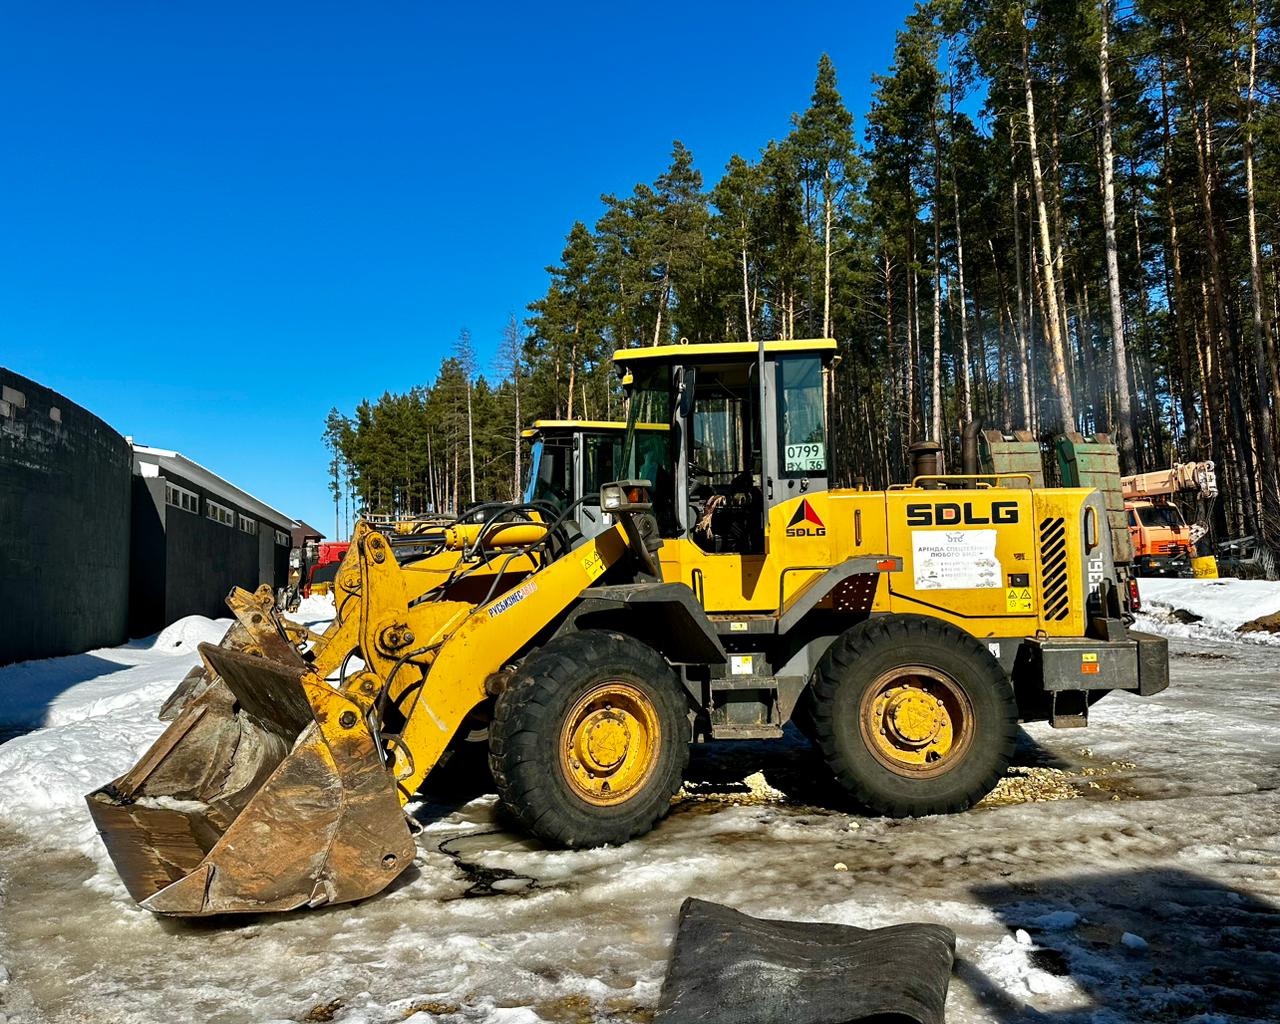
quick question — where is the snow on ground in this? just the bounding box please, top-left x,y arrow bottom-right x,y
1134,577 -> 1280,645
1,587 -> 1279,1024
0,615 -> 232,863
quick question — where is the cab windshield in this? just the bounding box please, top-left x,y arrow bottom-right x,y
1136,504 -> 1186,529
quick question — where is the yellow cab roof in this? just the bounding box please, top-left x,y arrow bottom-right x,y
521,419 -> 669,438
613,338 -> 837,366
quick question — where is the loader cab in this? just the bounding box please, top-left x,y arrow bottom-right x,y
522,421 -> 631,539
616,339 -> 835,563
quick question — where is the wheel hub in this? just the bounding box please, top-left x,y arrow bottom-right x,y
575,710 -> 631,772
883,690 -> 946,747
860,667 -> 973,778
560,682 -> 661,806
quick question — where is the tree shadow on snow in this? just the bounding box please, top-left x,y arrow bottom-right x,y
961,867 -> 1280,1022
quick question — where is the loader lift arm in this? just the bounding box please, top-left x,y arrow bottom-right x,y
87,513 -> 641,915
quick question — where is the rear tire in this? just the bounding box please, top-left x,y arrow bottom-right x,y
490,630 -> 689,848
808,615 -> 1017,817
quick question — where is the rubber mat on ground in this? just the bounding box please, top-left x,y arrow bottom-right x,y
654,897 -> 956,1024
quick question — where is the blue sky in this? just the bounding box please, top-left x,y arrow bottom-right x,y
2,2 -> 915,536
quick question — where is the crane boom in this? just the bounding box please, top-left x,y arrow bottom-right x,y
1121,461 -> 1217,501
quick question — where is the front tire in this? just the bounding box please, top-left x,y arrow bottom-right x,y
490,630 -> 689,847
808,615 -> 1017,817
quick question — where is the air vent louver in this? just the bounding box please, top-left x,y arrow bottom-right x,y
1040,517 -> 1070,621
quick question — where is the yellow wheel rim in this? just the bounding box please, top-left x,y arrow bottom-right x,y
859,665 -> 973,779
559,681 -> 661,806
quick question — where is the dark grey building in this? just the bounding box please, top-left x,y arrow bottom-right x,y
129,446 -> 294,636
0,369 -> 133,665
1,367 -> 301,666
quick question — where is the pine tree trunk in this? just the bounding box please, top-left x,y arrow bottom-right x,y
427,431 -> 435,513
1182,24 -> 1259,529
513,375 -> 522,503
652,274 -> 670,347
567,328 -> 578,420
974,290 -> 989,419
884,250 -> 899,452
1022,13 -> 1074,432
823,170 -> 834,338
906,208 -> 917,444
951,167 -> 972,425
947,44 -> 972,425
930,103 -> 944,452
1196,276 -> 1217,454
993,263 -> 1013,430
1099,0 -> 1136,466
466,380 -> 476,505
1243,0 -> 1280,537
741,231 -> 753,344
1160,65 -> 1201,454
1010,162 -> 1032,429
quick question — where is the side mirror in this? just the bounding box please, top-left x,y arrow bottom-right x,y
675,366 -> 697,419
599,479 -> 662,580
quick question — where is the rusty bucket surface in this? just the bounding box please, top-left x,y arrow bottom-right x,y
86,644 -> 415,916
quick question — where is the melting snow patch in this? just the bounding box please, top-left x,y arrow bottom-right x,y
1137,578 -> 1280,644
287,593 -> 338,628
978,933 -> 1072,1000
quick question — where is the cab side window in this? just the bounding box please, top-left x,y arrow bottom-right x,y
777,355 -> 827,477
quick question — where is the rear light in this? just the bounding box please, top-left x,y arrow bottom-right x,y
1127,578 -> 1142,613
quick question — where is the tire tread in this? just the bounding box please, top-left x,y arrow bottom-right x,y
808,615 -> 1017,817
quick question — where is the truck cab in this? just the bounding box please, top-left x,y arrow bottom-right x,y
1126,498 -> 1194,578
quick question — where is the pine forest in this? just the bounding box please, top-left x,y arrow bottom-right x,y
324,0 -> 1280,561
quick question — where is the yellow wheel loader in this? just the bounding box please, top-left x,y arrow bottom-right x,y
88,338 -> 1168,916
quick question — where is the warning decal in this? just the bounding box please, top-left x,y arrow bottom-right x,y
911,530 -> 1001,590
1005,586 -> 1034,613
581,548 -> 606,581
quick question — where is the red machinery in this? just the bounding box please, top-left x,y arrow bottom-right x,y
304,541 -> 350,597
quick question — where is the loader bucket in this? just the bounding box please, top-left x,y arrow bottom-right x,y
86,643 -> 416,916
156,620 -> 256,721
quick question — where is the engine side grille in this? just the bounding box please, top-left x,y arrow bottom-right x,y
1040,516 -> 1070,621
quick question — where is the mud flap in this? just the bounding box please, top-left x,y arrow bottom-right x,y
86,644 -> 416,916
654,898 -> 955,1024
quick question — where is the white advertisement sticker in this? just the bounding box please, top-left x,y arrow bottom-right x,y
911,529 -> 1001,590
